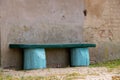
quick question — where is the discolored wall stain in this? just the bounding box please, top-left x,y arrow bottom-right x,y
84,0 -> 120,63
85,0 -> 106,18
104,47 -> 109,59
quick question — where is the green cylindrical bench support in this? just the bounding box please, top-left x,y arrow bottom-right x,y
70,48 -> 89,66
24,48 -> 46,69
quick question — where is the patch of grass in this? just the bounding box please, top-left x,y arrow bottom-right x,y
20,76 -> 59,80
0,72 -> 86,80
63,72 -> 86,80
0,75 -> 20,80
90,59 -> 120,68
0,75 -> 59,80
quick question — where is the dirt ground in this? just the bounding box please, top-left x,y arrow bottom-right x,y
2,67 -> 120,80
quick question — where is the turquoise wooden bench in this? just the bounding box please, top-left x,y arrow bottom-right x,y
9,43 -> 96,70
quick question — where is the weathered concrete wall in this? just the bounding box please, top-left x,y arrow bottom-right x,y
84,0 -> 120,63
0,0 -> 85,69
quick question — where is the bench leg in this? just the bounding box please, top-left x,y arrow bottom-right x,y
70,48 -> 89,66
24,48 -> 46,70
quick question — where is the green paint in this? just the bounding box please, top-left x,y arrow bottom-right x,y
9,43 -> 96,48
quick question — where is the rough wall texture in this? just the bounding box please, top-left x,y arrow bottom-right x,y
84,0 -> 120,63
0,0 -> 84,69
1,0 -> 120,69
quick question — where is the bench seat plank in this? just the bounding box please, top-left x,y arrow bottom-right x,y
9,43 -> 96,48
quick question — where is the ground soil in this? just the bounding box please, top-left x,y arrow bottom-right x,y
2,67 -> 120,80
